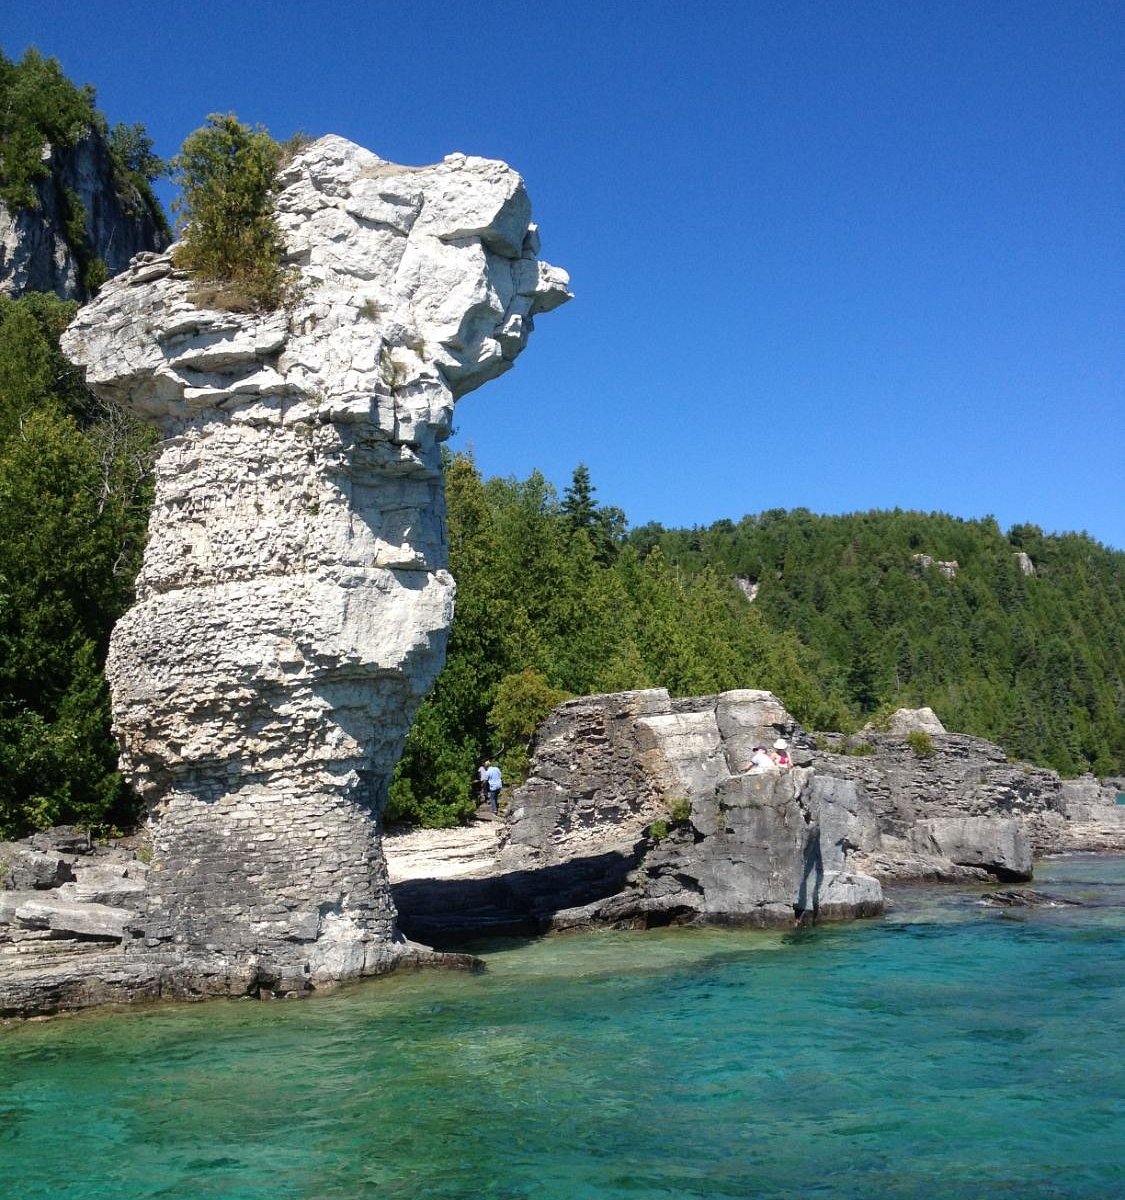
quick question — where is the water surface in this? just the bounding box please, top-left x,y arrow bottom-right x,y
2,855 -> 1123,1199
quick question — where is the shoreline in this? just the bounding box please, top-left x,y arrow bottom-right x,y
4,817 -> 1123,1024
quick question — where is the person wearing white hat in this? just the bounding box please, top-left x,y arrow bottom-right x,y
772,738 -> 791,769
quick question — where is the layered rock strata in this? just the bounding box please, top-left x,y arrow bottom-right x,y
498,689 -> 884,930
1,130 -> 168,301
491,695 -> 1124,935
59,136 -> 569,998
806,727 -> 1125,874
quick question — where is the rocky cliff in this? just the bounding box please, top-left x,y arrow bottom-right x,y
478,692 -> 1125,936
54,135 -> 569,1002
0,129 -> 168,300
495,689 -> 883,930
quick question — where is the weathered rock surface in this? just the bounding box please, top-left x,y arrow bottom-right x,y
875,706 -> 946,736
912,816 -> 1032,881
807,735 -> 1123,873
45,135 -> 568,1010
460,690 -> 1125,940
497,689 -> 883,930
979,889 -> 1083,908
0,130 -> 168,301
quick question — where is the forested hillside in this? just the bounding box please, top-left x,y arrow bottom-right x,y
386,460 -> 1124,825
0,47 -> 168,296
386,457 -> 841,825
630,509 -> 1124,778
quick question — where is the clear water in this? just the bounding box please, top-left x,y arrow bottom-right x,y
2,856 -> 1123,1200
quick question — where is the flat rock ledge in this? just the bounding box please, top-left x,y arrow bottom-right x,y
0,827 -> 479,1019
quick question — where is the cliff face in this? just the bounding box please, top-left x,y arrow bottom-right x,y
0,130 -> 168,301
499,689 -> 883,929
493,694 -> 1125,934
60,135 -> 569,998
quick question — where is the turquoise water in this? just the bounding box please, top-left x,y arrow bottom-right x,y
2,857 -> 1123,1200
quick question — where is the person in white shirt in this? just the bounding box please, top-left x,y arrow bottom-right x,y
748,746 -> 777,773
484,760 -> 503,813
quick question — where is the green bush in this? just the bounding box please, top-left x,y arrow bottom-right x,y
906,730 -> 936,758
487,667 -> 572,785
172,114 -> 293,311
669,796 -> 692,823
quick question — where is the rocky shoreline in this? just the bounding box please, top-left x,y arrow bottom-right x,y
6,695 -> 1121,1018
393,691 -> 1125,944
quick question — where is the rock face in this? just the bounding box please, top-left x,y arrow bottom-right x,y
59,136 -> 569,999
491,690 -> 1125,936
804,732 -> 1112,877
876,707 -> 946,736
0,130 -> 168,301
499,689 -> 884,929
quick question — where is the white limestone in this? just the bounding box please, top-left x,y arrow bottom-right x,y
60,136 -> 569,992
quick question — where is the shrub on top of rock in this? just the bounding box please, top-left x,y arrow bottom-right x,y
171,113 -> 295,311
906,730 -> 936,758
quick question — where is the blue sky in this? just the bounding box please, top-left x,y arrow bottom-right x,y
7,0 -> 1123,547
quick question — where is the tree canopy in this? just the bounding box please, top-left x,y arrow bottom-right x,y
630,508 -> 1124,778
0,292 -> 154,838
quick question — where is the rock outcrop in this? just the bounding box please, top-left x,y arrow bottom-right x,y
805,728 -> 1124,874
498,689 -> 884,930
874,706 -> 946,737
481,693 -> 1124,938
53,135 -> 569,1004
1,130 -> 168,301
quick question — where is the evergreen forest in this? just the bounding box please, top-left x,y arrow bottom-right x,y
1,49 -> 1122,838
0,47 -> 167,294
387,461 -> 1124,825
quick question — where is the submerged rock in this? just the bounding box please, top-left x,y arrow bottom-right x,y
50,136 -> 569,1007
979,889 -> 1084,908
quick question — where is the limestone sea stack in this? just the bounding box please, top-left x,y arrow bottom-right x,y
60,136 -> 570,996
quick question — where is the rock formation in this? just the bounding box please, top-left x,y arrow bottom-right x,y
479,695 -> 1124,937
498,689 -> 884,930
1,130 -> 168,301
873,706 -> 945,737
58,135 -> 569,999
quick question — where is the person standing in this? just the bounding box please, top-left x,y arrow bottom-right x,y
477,761 -> 489,807
484,760 -> 503,814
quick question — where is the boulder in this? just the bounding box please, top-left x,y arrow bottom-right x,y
14,896 -> 134,940
912,816 -> 1032,881
881,707 -> 946,736
499,690 -> 882,928
0,844 -> 74,890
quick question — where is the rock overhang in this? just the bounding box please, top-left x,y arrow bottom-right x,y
54,134 -> 570,997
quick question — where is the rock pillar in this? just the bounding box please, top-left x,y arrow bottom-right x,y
61,136 -> 569,993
